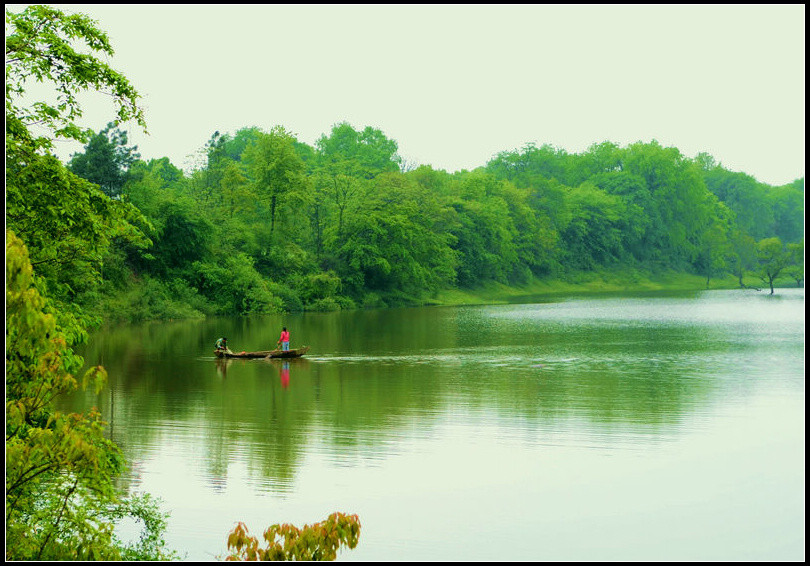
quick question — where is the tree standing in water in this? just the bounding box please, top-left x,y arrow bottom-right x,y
756,237 -> 791,294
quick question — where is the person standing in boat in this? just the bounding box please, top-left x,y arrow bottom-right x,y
277,327 -> 290,352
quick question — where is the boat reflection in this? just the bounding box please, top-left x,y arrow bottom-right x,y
214,355 -> 309,385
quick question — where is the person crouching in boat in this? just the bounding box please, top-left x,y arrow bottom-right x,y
215,337 -> 233,355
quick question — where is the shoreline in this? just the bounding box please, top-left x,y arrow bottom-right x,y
427,271 -> 773,307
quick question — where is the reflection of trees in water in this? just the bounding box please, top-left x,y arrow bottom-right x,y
58,298 -> 779,494
441,324 -> 722,429
76,353 -> 715,494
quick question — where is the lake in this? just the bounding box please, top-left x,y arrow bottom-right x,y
63,288 -> 805,561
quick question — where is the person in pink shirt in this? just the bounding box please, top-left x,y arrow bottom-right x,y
277,327 -> 290,351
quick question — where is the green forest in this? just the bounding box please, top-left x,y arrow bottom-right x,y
11,93 -> 808,323
4,4 -> 804,561
6,9 -> 805,325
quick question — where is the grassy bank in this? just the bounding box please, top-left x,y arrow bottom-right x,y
429,270 -> 750,307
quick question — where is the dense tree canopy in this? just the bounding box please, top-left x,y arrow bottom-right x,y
59,124 -> 803,319
67,122 -> 140,198
7,7 -> 803,326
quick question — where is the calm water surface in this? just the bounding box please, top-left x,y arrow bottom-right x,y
65,289 -> 805,561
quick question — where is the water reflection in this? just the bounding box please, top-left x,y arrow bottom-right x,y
62,290 -> 806,473
214,356 -> 302,387
214,358 -> 231,379
59,289 -> 804,561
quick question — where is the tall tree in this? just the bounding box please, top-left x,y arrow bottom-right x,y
497,180 -> 557,282
335,173 -> 457,300
621,141 -> 716,269
768,180 -> 805,244
728,228 -> 759,288
486,142 -> 572,187
694,204 -> 733,289
67,122 -> 140,197
447,173 -> 520,286
589,170 -> 651,263
756,237 -> 791,294
316,122 -> 402,179
784,240 -> 804,287
560,182 -> 629,270
703,168 -> 775,240
314,122 -> 402,238
5,6 -> 175,559
243,126 -> 309,235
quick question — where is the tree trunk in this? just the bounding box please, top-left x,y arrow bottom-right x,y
270,194 -> 276,234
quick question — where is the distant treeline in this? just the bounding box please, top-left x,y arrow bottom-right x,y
47,122 -> 801,320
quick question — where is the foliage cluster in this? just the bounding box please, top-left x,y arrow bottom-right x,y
5,5 -> 173,560
6,231 -> 178,560
225,513 -> 361,561
70,129 -> 803,320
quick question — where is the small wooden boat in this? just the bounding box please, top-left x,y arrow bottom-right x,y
214,346 -> 310,359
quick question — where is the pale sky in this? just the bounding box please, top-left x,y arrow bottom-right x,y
13,4 -> 807,186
